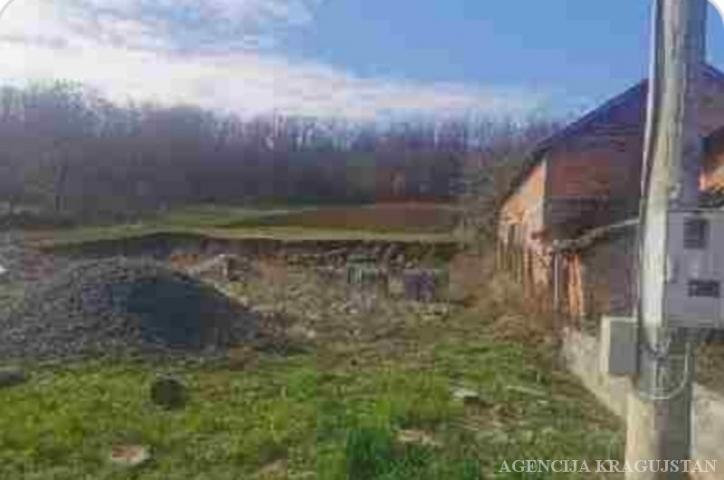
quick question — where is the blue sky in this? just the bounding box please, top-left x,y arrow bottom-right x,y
1,0 -> 722,119
281,0 -> 724,114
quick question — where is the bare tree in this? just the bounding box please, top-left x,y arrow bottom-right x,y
0,80 -> 557,226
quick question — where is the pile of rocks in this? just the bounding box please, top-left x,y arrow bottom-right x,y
186,254 -> 256,283
0,258 -> 257,360
344,263 -> 449,303
228,262 -> 455,348
0,233 -> 62,285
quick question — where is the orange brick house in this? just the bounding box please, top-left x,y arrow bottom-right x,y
498,65 -> 724,317
703,125 -> 724,199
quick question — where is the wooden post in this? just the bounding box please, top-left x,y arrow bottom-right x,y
626,0 -> 707,478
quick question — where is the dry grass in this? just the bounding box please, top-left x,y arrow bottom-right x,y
447,251 -> 560,351
696,341 -> 724,393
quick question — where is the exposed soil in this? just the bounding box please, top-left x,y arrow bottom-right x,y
42,232 -> 461,266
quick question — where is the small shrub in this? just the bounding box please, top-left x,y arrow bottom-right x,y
345,426 -> 396,479
342,426 -> 434,480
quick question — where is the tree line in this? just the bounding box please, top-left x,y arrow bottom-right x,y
0,80 -> 560,226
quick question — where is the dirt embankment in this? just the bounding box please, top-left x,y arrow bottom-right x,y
0,230 -> 463,363
42,232 -> 462,266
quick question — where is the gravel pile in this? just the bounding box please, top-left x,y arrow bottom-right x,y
0,258 -> 257,360
0,233 -> 63,285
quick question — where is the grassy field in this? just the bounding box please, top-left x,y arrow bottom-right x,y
23,203 -> 463,249
225,204 -> 462,233
0,267 -> 623,479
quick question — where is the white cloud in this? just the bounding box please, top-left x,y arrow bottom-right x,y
0,0 -> 546,119
711,0 -> 724,25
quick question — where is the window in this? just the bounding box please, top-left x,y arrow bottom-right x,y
688,279 -> 720,298
684,217 -> 709,250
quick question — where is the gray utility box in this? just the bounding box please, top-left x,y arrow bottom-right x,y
600,316 -> 638,376
664,209 -> 724,329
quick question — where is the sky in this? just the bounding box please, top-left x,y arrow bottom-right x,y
0,0 -> 723,120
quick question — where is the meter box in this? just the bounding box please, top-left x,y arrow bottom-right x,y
600,316 -> 638,376
664,210 -> 724,329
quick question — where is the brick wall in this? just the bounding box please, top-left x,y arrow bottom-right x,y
498,161 -> 549,287
545,135 -> 643,238
533,74 -> 724,241
499,160 -> 546,240
558,226 -> 637,332
702,128 -> 724,193
699,72 -> 724,135
498,71 -> 724,300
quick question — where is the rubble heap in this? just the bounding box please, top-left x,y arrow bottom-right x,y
0,258 -> 257,360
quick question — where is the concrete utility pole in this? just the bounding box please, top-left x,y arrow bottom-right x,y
626,0 -> 707,478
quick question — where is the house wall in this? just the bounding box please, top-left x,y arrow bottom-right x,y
496,71 -> 724,476
545,95 -> 645,239
543,74 -> 724,240
498,160 -> 549,286
558,227 -> 637,331
699,74 -> 724,194
699,71 -> 724,135
498,160 -> 546,240
545,74 -> 724,316
498,70 -> 724,298
702,129 -> 724,193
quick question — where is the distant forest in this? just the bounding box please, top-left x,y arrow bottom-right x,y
0,81 -> 559,224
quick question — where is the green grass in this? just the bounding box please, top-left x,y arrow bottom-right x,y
25,204 -> 461,249
0,307 -> 623,479
150,204 -> 313,229
24,205 -> 298,246
224,203 -> 462,234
